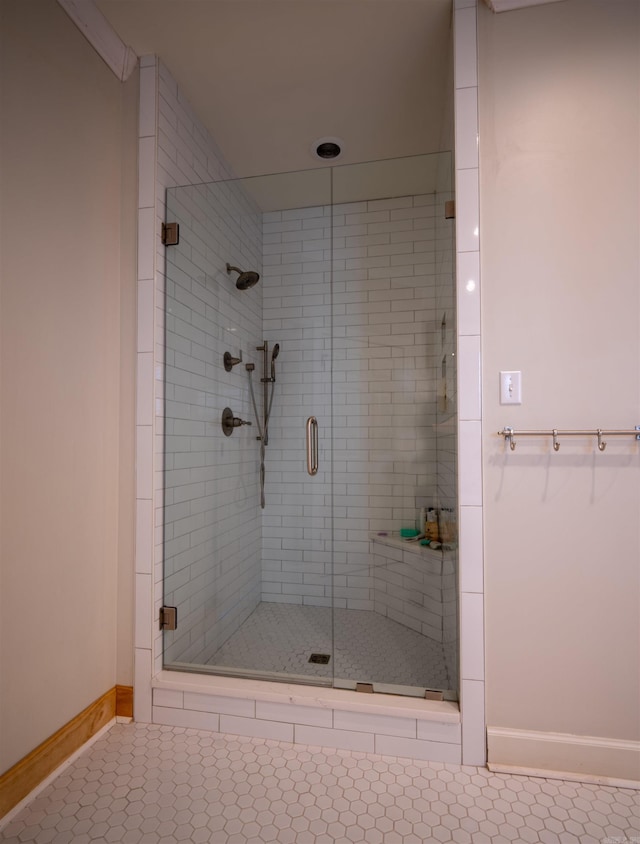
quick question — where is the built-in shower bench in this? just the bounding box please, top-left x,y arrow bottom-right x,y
369,532 -> 458,680
369,531 -> 456,560
370,533 -> 457,644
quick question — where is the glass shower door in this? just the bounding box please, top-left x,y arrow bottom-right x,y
161,168 -> 335,685
329,154 -> 458,699
161,155 -> 458,700
253,168 -> 335,685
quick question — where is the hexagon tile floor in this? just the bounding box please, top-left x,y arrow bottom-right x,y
202,604 -> 451,692
1,723 -> 638,844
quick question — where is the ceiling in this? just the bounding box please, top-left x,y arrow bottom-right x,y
97,0 -> 453,178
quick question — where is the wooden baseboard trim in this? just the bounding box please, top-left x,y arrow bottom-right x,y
0,687 -> 117,819
116,685 -> 133,719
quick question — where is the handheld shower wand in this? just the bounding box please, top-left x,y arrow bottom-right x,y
246,341 -> 281,508
270,343 -> 280,382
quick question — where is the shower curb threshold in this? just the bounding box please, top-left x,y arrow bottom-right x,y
152,670 -> 460,724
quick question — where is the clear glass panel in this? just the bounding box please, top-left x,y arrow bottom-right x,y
163,168 -> 334,685
330,154 -> 458,698
162,154 -> 457,699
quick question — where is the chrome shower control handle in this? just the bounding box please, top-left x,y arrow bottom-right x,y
223,350 -> 243,371
221,407 -> 252,436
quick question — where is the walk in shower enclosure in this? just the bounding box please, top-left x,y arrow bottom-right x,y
162,154 -> 458,700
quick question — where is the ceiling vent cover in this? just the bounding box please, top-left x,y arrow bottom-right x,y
311,137 -> 344,161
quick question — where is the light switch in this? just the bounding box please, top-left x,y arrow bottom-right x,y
500,371 -> 522,405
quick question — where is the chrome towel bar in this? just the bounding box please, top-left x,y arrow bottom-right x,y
498,426 -> 640,452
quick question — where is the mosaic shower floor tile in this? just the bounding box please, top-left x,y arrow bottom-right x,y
205,603 -> 451,691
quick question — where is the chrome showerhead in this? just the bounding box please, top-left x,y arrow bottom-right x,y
226,263 -> 260,290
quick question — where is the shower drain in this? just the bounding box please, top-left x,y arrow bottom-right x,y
308,653 -> 331,664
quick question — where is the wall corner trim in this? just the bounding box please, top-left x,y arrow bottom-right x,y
0,688 -> 119,820
57,0 -> 138,81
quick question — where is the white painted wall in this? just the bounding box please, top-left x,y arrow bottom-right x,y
0,0 -> 137,771
479,0 -> 640,762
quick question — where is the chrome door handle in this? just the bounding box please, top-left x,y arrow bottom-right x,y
306,416 -> 318,476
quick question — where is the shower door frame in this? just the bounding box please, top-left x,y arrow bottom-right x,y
133,0 -> 485,766
161,160 -> 458,700
160,170 -> 337,689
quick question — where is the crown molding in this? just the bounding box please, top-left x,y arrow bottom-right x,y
482,0 -> 566,12
57,0 -> 138,81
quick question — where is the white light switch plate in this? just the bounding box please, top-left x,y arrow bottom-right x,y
500,371 -> 522,404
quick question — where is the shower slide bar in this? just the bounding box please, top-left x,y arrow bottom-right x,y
499,426 -> 640,452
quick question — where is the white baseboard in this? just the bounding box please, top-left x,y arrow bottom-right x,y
488,726 -> 640,786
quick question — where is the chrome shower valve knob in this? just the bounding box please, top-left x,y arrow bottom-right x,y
223,350 -> 243,371
221,407 -> 252,436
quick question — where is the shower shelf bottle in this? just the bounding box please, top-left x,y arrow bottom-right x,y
425,508 -> 439,541
440,507 -> 456,544
417,507 -> 426,536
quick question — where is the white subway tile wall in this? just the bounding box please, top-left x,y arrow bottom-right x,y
150,687 -> 462,761
261,200 -> 333,617
135,68 -> 155,692
160,180 -> 264,663
454,0 -> 486,765
261,203 -> 333,608
262,195 -> 448,615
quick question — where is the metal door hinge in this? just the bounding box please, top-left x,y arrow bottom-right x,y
444,200 -> 455,220
424,689 -> 444,701
159,606 -> 177,630
161,222 -> 180,246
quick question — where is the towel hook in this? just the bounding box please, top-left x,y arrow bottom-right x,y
505,426 -> 516,451
597,429 -> 607,451
552,429 -> 560,451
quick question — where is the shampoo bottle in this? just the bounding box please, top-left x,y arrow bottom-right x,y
417,507 -> 426,536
